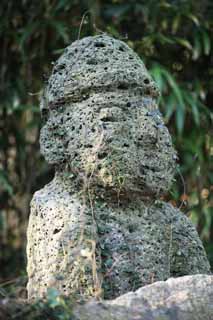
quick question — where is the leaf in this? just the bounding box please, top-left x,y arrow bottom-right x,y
157,33 -> 175,45
160,68 -> 185,132
197,100 -> 210,117
105,258 -> 113,267
172,15 -> 180,34
52,48 -> 66,55
159,1 -> 172,8
150,63 -> 187,131
192,32 -> 202,60
161,69 -> 185,107
175,37 -> 192,51
47,288 -> 61,308
13,104 -> 40,113
104,4 -> 131,18
48,21 -> 69,43
165,95 -> 176,120
19,21 -> 39,49
200,29 -> 211,55
106,25 -> 121,38
0,170 -> 13,195
175,105 -> 185,134
201,206 -> 212,238
150,63 -> 164,91
189,102 -> 199,126
183,92 -> 200,125
54,0 -> 71,12
185,13 -> 200,26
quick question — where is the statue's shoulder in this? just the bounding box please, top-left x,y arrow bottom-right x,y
151,200 -> 180,219
153,200 -> 196,231
159,202 -> 211,274
165,202 -> 196,233
151,201 -> 203,239
159,201 -> 207,251
30,179 -> 79,215
30,180 -> 56,206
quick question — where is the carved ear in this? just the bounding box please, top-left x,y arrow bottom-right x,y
40,120 -> 66,165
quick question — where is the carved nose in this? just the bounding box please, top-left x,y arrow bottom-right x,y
137,131 -> 158,145
99,109 -> 115,122
99,107 -> 125,122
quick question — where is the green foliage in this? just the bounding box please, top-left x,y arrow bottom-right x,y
0,0 -> 212,281
39,288 -> 74,320
0,289 -> 75,320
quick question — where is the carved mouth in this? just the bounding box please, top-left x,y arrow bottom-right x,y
100,116 -> 117,123
140,164 -> 164,173
139,164 -> 163,175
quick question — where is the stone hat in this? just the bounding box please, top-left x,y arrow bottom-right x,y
41,35 -> 160,118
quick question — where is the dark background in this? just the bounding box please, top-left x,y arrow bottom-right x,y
0,0 -> 212,290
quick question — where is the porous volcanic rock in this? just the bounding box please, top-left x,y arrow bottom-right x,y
2,275 -> 213,320
27,35 -> 210,300
73,275 -> 213,320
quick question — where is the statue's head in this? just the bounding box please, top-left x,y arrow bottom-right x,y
40,35 -> 177,197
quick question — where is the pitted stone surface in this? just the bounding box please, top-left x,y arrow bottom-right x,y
40,35 -> 174,196
27,35 -> 210,300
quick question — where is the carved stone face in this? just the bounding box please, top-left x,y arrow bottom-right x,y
40,35 -> 176,196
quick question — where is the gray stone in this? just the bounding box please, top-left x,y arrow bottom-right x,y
2,275 -> 212,319
27,35 -> 210,300
73,275 -> 213,320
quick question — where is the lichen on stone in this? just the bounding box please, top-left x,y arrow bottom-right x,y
27,34 -> 210,300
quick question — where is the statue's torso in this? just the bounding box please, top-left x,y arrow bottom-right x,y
97,202 -> 173,298
27,35 -> 210,300
27,181 -> 193,299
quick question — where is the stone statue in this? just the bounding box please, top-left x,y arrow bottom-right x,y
27,35 -> 210,300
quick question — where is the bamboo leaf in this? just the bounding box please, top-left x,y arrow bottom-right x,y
165,95 -> 176,120
19,21 -> 39,49
192,32 -> 202,60
186,13 -> 200,26
175,105 -> 185,133
159,2 -> 172,8
54,0 -> 70,12
201,29 -> 211,55
172,15 -> 180,34
161,68 -> 185,107
157,33 -> 175,45
160,68 -> 185,132
48,21 -> 69,43
150,64 -> 164,91
0,170 -> 13,195
175,37 -> 192,51
183,92 -> 200,125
